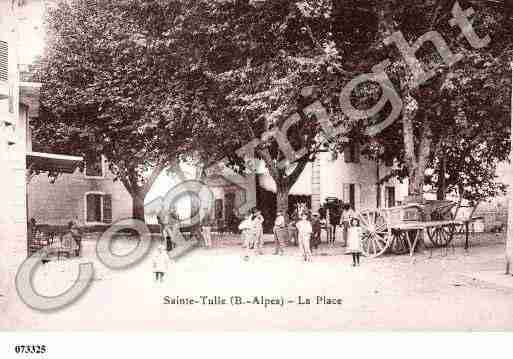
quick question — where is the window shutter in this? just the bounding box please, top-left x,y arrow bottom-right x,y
215,199 -> 223,219
103,194 -> 112,223
344,144 -> 351,163
354,142 -> 360,163
86,194 -> 96,222
0,41 -> 7,82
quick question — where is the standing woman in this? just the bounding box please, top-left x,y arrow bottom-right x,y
340,204 -> 356,246
296,213 -> 313,262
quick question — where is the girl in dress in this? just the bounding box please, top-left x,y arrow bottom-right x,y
347,217 -> 363,266
152,244 -> 169,283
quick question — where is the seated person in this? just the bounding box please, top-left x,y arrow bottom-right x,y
63,221 -> 81,256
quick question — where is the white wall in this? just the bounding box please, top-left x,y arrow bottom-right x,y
317,152 -> 408,211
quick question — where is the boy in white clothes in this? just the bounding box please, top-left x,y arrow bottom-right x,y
239,213 -> 255,261
296,214 -> 313,262
253,210 -> 264,254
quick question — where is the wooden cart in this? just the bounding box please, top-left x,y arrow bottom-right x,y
356,200 -> 462,258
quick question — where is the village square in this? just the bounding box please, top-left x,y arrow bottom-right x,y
1,0 -> 513,332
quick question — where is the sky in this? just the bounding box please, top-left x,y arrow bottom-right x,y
18,0 -> 45,65
16,0 -> 181,205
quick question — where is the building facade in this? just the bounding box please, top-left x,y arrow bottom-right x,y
0,1 -> 27,254
28,154 -> 133,227
311,143 -> 408,212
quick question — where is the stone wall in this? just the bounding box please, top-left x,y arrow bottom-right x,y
28,165 -> 133,226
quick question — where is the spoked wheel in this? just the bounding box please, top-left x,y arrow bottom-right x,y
389,229 -> 410,255
427,224 -> 456,247
358,209 -> 391,258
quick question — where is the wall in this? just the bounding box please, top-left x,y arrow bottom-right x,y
0,2 -> 28,313
315,151 -> 408,211
28,164 -> 133,226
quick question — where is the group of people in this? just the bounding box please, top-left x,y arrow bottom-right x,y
238,208 -> 265,260
152,203 -> 365,282
237,204 -> 364,266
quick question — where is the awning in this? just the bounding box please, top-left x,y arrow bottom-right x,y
27,151 -> 83,174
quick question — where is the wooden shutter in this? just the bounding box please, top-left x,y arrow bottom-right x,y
215,199 -> 223,219
0,41 -> 7,82
86,194 -> 101,222
354,142 -> 360,163
344,144 -> 351,163
349,184 -> 355,209
103,194 -> 112,223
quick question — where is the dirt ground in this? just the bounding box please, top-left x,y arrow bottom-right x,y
1,232 -> 512,331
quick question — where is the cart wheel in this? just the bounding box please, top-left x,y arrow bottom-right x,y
427,224 -> 456,247
389,229 -> 410,254
358,209 -> 391,258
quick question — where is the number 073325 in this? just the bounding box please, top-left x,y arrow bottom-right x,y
13,345 -> 47,354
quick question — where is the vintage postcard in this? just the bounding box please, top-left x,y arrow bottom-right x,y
1,0 -> 513,345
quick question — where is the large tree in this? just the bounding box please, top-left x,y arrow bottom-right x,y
35,0 -> 236,220
194,0 -> 352,219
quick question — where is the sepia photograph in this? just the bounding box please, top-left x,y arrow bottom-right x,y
1,0 -> 513,349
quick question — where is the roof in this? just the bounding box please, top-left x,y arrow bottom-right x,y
27,151 -> 83,174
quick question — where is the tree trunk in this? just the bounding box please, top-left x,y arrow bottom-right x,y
132,192 -> 146,221
403,109 -> 432,203
436,154 -> 446,200
276,184 -> 290,224
507,194 -> 513,274
506,62 -> 513,275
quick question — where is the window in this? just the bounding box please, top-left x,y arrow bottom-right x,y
85,153 -> 104,178
85,192 -> 112,224
349,184 -> 356,210
0,40 -> 7,82
343,183 -> 356,210
344,141 -> 360,163
385,187 -> 395,208
215,199 -> 223,219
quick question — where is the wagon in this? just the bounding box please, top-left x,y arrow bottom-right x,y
356,200 -> 463,258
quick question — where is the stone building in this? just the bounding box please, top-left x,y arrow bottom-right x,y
28,154 -> 133,227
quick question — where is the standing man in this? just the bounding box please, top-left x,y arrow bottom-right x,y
253,209 -> 265,255
311,213 -> 322,251
157,204 -> 171,250
273,211 -> 286,255
296,213 -> 313,262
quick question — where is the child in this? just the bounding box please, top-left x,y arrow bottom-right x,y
69,220 -> 82,256
152,244 -> 169,283
253,209 -> 264,254
347,217 -> 363,266
239,213 -> 255,261
296,214 -> 313,262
